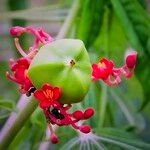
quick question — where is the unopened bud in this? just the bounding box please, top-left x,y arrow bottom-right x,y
84,108 -> 94,119
79,125 -> 91,133
125,50 -> 137,68
50,134 -> 58,144
72,110 -> 83,120
10,27 -> 25,36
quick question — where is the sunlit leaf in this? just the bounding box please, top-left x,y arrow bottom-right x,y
0,100 -> 16,112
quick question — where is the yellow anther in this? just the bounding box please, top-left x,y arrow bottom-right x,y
43,89 -> 53,99
97,62 -> 106,69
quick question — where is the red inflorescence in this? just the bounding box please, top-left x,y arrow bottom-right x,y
6,57 -> 32,93
92,50 -> 137,86
33,84 -> 94,144
7,26 -> 53,95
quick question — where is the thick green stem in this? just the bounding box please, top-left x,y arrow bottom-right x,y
0,0 -> 80,149
0,97 -> 38,149
99,83 -> 107,127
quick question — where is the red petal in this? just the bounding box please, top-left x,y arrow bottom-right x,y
92,64 -> 98,70
34,90 -> 46,101
39,100 -> 51,109
18,58 -> 30,68
53,87 -> 61,100
100,58 -> 109,64
108,61 -> 114,70
42,83 -> 53,91
11,63 -> 18,71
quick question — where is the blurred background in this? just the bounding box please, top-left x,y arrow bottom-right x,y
0,0 -> 150,149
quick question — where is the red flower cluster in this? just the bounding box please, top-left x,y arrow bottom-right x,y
6,58 -> 32,93
34,83 -> 94,144
6,26 -> 53,94
92,51 -> 137,86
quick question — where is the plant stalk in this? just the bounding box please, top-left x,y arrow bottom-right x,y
99,83 -> 107,127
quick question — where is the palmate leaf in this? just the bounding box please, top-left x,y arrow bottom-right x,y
96,128 -> 150,150
111,0 -> 150,110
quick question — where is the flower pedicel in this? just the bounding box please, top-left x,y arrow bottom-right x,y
7,26 -> 137,144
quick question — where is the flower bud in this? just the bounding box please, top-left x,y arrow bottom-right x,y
72,110 -> 83,120
84,108 -> 94,119
10,27 -> 25,36
50,134 -> 58,144
125,51 -> 137,68
79,125 -> 91,133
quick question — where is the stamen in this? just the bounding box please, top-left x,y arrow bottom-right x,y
43,90 -> 53,99
14,38 -> 27,57
97,62 -> 106,68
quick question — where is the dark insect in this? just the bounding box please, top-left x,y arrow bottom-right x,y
50,108 -> 64,120
26,87 -> 36,97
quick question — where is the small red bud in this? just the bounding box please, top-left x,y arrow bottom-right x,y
125,51 -> 137,68
72,110 -> 83,120
50,134 -> 58,144
84,108 -> 94,119
10,27 -> 24,36
79,125 -> 91,133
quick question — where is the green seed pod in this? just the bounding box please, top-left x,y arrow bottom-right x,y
27,39 -> 91,104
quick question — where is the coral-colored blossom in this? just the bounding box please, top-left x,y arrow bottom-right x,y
92,58 -> 113,81
92,50 -> 137,86
6,57 -> 32,93
7,26 -> 53,94
34,83 -> 61,109
33,83 -> 95,144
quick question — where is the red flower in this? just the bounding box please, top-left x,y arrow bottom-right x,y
34,83 -> 61,109
92,58 -> 113,81
6,57 -> 32,93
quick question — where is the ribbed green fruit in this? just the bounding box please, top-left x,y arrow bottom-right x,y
27,39 -> 91,104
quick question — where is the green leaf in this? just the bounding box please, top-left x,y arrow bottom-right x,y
0,100 -> 16,112
96,128 -> 150,150
76,0 -> 105,47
